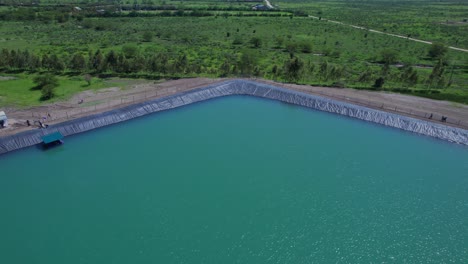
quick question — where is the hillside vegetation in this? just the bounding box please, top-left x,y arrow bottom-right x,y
0,0 -> 467,105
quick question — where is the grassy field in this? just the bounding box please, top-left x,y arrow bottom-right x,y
0,0 -> 467,106
279,0 -> 468,49
0,75 -> 117,106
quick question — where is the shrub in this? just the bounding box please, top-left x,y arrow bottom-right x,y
428,42 -> 448,59
33,74 -> 59,100
373,77 -> 385,89
250,37 -> 262,48
142,32 -> 153,42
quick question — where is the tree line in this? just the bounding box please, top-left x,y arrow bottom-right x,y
0,48 -> 196,76
0,47 -> 276,78
0,4 -> 293,22
0,41 -> 452,101
0,47 -> 345,82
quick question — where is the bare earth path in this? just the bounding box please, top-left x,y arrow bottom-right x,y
1,78 -> 467,137
264,0 -> 274,9
308,16 -> 468,53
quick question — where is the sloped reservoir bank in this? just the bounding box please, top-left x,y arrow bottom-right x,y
0,80 -> 467,155
1,95 -> 467,263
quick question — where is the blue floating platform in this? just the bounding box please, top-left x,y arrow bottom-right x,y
42,132 -> 64,145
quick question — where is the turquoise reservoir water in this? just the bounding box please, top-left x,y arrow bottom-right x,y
0,96 -> 467,263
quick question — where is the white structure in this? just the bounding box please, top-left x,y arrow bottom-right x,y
0,111 -> 7,128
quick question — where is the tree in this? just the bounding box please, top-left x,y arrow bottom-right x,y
33,74 -> 58,100
328,65 -> 343,80
428,42 -> 448,60
57,14 -> 68,23
249,37 -> 262,48
271,64 -> 279,77
284,56 -> 304,82
400,65 -> 418,87
237,49 -> 258,76
219,52 -> 236,77
70,53 -> 86,72
126,55 -> 146,73
29,53 -> 41,71
12,49 -> 30,69
122,44 -> 139,59
232,37 -> 243,45
427,59 -> 446,88
219,60 -> 231,77
285,42 -> 298,54
33,74 -> 58,90
380,49 -> 398,65
407,71 -> 419,87
0,49 -> 10,69
318,60 -> 328,81
105,50 -> 118,71
381,63 -> 390,77
41,54 -> 52,70
299,41 -> 312,53
275,36 -> 284,48
173,53 -> 188,73
49,54 -> 65,72
306,60 -> 315,76
41,84 -> 55,100
142,31 -> 153,42
116,53 -> 130,73
358,67 -> 372,83
84,74 -> 92,86
90,50 -> 104,72
147,52 -> 169,74
373,77 -> 385,89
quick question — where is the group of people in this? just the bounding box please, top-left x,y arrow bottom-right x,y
26,113 -> 51,129
427,113 -> 447,122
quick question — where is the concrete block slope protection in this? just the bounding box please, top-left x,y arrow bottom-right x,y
1,80 -> 467,155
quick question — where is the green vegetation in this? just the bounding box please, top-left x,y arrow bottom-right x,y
279,0 -> 468,49
33,73 -> 58,100
428,42 -> 449,60
0,0 -> 467,106
0,74 -> 116,106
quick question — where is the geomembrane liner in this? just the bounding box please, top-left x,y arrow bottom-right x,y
1,80 -> 467,155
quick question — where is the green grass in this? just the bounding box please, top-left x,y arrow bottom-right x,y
0,0 -> 467,105
278,0 -> 468,49
0,77 -> 38,106
0,74 -> 117,107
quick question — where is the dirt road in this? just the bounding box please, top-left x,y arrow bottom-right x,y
1,78 -> 467,137
308,15 -> 468,53
264,0 -> 274,9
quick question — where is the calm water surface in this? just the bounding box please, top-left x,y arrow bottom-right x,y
1,96 -> 467,263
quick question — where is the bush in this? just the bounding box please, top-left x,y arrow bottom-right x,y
373,77 -> 385,89
142,32 -> 153,42
33,74 -> 58,100
380,49 -> 398,64
122,44 -> 139,59
428,42 -> 448,59
299,41 -> 312,53
41,84 -> 56,100
286,42 -> 298,53
33,74 -> 58,90
232,37 -> 243,45
249,37 -> 262,48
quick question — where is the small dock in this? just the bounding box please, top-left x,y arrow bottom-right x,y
42,132 -> 64,147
